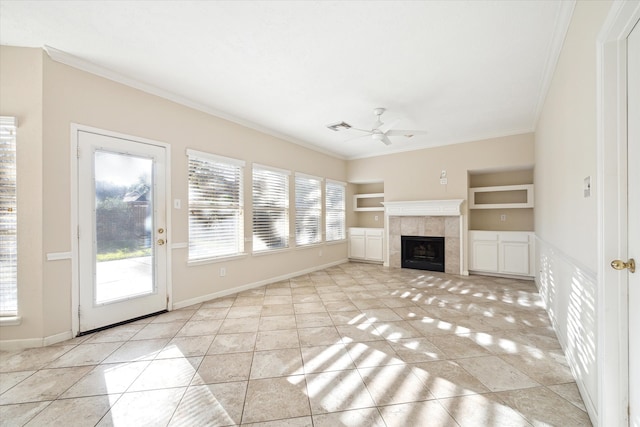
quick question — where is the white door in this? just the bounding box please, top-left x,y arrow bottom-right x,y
78,130 -> 168,333
627,19 -> 639,426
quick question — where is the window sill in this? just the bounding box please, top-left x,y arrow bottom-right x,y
252,247 -> 291,257
325,239 -> 347,245
0,316 -> 22,326
188,253 -> 248,266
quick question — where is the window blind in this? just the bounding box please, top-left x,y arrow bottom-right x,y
253,165 -> 290,252
295,174 -> 322,246
0,116 -> 17,316
188,150 -> 244,261
325,180 -> 346,242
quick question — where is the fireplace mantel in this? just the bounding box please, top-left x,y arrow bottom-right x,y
383,199 -> 464,217
382,199 -> 466,274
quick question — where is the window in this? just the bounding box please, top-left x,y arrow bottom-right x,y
253,164 -> 290,252
325,180 -> 346,242
295,173 -> 322,246
0,116 -> 17,316
187,150 -> 244,261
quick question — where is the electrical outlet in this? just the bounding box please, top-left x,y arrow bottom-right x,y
440,178 -> 448,185
219,267 -> 226,277
374,215 -> 379,221
500,214 -> 507,222
319,249 -> 323,257
174,199 -> 181,209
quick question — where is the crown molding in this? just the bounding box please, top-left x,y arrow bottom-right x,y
43,46 -> 346,160
531,0 -> 576,128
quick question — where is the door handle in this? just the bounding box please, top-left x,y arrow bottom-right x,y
611,258 -> 636,273
157,239 -> 165,246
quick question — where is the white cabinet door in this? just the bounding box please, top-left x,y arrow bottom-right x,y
349,228 -> 383,262
472,240 -> 499,271
500,242 -> 530,275
365,234 -> 384,261
349,233 -> 366,259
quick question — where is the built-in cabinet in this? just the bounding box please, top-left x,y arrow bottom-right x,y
468,169 -> 535,278
348,227 -> 384,263
469,231 -> 534,277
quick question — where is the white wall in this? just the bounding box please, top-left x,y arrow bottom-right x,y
534,1 -> 613,423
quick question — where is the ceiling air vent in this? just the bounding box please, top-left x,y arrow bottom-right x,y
326,122 -> 352,131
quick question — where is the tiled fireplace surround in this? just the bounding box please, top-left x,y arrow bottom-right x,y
384,200 -> 464,275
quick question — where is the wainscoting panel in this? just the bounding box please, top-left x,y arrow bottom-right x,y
535,237 -> 598,422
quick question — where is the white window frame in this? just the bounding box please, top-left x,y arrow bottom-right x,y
0,116 -> 18,317
187,149 -> 245,262
252,163 -> 290,253
295,173 -> 323,246
325,179 -> 346,242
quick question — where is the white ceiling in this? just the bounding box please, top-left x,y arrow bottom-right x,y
0,1 -> 574,160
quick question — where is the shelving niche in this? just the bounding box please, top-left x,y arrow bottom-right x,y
469,184 -> 534,209
353,193 -> 384,212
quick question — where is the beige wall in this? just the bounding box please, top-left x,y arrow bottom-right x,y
1,46 -> 349,343
348,133 -> 534,202
534,1 -> 613,421
0,47 -> 45,342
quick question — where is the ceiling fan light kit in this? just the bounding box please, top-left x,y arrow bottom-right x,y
327,107 -> 427,146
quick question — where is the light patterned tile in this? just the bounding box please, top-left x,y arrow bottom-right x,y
0,366 -> 93,404
97,388 -> 185,427
242,376 -> 311,423
456,355 -> 540,392
25,394 -> 118,426
169,382 -> 247,426
495,386 -> 592,426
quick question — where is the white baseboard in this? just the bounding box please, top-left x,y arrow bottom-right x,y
173,258 -> 349,310
0,330 -> 73,351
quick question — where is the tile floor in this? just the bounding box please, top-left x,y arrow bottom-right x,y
0,262 -> 592,426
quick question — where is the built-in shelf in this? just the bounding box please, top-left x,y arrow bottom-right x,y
354,193 -> 384,212
469,184 -> 534,209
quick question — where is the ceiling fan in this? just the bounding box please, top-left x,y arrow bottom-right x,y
326,107 -> 428,145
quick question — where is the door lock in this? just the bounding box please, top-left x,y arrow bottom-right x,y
611,258 -> 636,273
157,239 -> 165,246
158,228 -> 164,234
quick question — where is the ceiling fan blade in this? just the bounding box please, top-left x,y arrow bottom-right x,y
386,129 -> 428,138
380,135 -> 393,146
349,126 -> 374,134
379,118 -> 400,133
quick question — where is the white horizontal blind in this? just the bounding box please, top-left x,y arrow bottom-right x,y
325,180 -> 346,241
188,151 -> 244,261
253,165 -> 289,252
0,117 -> 17,316
295,174 -> 321,246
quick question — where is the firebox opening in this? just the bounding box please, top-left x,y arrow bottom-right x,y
401,236 -> 445,272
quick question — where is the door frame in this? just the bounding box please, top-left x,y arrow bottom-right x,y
70,123 -> 173,337
596,2 -> 640,425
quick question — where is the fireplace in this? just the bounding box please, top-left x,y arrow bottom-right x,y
401,236 -> 445,272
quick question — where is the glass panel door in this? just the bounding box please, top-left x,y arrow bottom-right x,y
78,130 -> 167,333
94,150 -> 154,304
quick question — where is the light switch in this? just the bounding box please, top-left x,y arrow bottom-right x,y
584,176 -> 591,198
